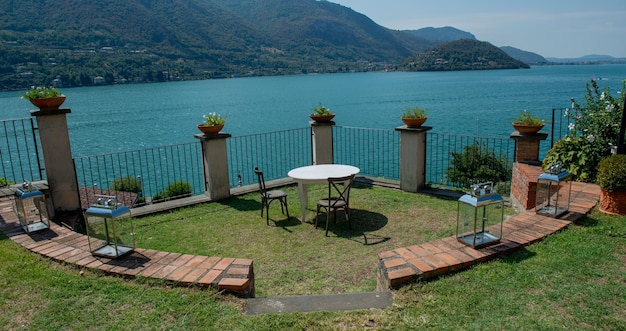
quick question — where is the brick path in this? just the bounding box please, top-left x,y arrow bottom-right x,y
377,182 -> 600,289
1,180 -> 601,298
0,199 -> 254,297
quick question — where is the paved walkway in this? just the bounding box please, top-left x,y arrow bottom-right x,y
377,182 -> 600,288
0,198 -> 255,297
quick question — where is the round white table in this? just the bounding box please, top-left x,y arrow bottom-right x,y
288,164 -> 360,222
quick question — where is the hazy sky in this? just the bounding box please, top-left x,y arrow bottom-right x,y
330,0 -> 626,58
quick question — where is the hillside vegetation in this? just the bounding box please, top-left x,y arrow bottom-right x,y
400,39 -> 530,71
0,0 -> 526,90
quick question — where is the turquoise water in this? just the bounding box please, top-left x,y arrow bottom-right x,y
1,64 -> 624,156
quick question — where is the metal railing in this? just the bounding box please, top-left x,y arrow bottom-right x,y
549,107 -> 574,148
227,128 -> 312,187
426,133 -> 515,193
73,142 -> 204,208
334,126 -> 400,180
0,118 -> 43,184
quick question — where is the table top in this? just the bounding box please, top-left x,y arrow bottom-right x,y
288,164 -> 360,181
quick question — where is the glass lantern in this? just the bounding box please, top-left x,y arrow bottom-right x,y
457,182 -> 504,248
14,181 -> 50,233
84,195 -> 134,258
535,163 -> 571,218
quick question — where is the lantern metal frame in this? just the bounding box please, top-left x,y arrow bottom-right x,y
84,195 -> 134,258
535,163 -> 571,218
14,181 -> 50,234
456,182 -> 504,248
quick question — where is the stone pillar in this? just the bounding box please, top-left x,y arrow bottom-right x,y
30,109 -> 80,213
311,121 -> 334,165
510,131 -> 548,165
195,133 -> 231,200
395,125 -> 433,193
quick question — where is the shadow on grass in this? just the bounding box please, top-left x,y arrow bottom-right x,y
311,208 -> 390,245
220,196 -> 261,212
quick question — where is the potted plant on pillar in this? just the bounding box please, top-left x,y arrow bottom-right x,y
401,106 -> 428,128
197,112 -> 226,135
310,102 -> 335,122
512,110 -> 545,135
596,154 -> 626,215
21,86 -> 66,111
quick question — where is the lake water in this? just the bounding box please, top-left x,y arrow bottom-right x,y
1,64 -> 625,157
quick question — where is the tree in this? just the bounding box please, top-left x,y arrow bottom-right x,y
446,142 -> 510,189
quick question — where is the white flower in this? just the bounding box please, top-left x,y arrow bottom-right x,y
606,104 -> 615,112
564,108 -> 569,117
568,123 -> 575,131
600,92 -> 606,100
587,134 -> 595,142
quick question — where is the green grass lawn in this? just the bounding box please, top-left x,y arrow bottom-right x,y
1,184 -> 624,330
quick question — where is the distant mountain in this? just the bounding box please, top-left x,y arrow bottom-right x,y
404,27 -> 476,43
400,39 -> 530,71
546,55 -> 626,63
0,0 -> 532,91
0,0 -> 440,89
500,46 -> 548,65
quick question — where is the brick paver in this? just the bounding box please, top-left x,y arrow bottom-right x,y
0,199 -> 255,297
377,182 -> 600,289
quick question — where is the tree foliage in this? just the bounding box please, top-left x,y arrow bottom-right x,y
399,39 -> 529,71
543,79 -> 626,182
446,143 -> 511,189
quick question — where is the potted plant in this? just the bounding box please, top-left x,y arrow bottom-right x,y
512,110 -> 545,135
596,154 -> 626,215
310,102 -> 335,122
197,112 -> 226,135
21,85 -> 66,111
401,106 -> 428,128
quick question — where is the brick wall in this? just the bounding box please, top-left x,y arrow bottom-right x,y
516,140 -> 540,164
511,163 -> 545,210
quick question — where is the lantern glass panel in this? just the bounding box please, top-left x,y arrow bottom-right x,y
14,187 -> 49,234
84,197 -> 134,258
535,171 -> 571,218
456,183 -> 504,248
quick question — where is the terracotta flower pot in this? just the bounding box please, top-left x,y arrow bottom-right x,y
197,124 -> 224,135
401,117 -> 427,128
310,114 -> 335,122
29,96 -> 66,111
512,123 -> 544,135
599,188 -> 626,216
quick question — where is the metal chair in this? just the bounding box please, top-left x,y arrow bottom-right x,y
254,167 -> 289,225
315,174 -> 355,236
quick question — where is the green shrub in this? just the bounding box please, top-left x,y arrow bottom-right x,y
547,79 -> 626,182
110,176 -> 142,193
542,136 -> 594,182
0,177 -> 14,187
165,181 -> 192,198
446,143 -> 510,189
513,110 -> 544,126
596,154 -> 626,191
402,106 -> 427,119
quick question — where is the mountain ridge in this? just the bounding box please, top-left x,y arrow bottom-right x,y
0,0 -> 582,90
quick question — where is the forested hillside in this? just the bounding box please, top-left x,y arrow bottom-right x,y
0,0 -> 525,90
399,39 -> 530,71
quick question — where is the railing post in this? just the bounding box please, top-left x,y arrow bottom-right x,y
30,109 -> 80,215
395,125 -> 433,192
310,121 -> 334,164
510,131 -> 548,165
195,133 -> 231,200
